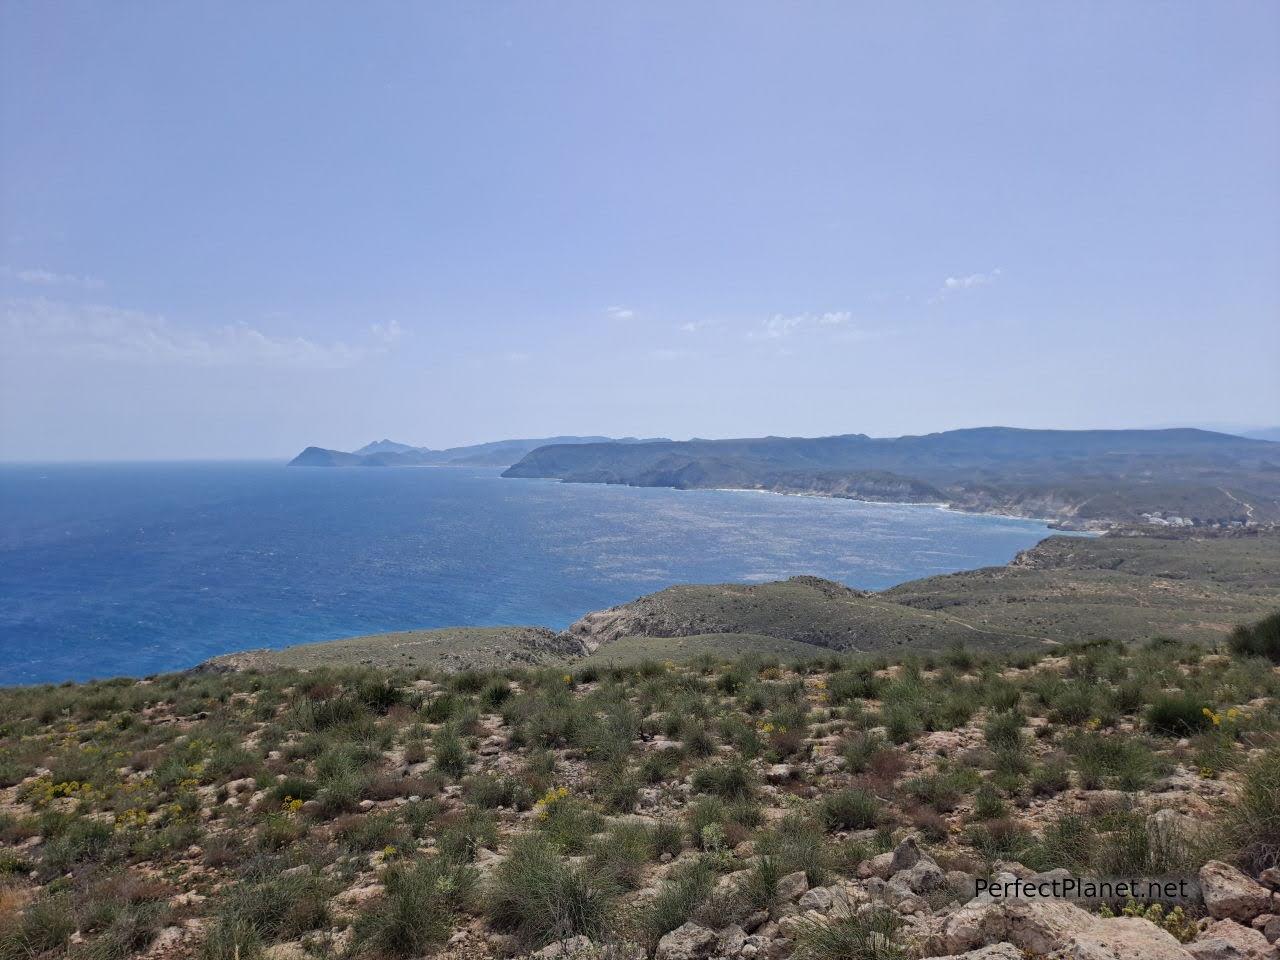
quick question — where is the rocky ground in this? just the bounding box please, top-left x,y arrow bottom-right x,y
1,633 -> 1278,959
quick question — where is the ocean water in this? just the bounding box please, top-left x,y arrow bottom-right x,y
0,462 -> 1063,686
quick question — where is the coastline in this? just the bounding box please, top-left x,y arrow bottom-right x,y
522,474 -> 1096,532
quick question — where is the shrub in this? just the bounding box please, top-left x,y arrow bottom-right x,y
638,859 -> 715,951
199,873 -> 331,960
1229,611 -> 1280,662
691,760 -> 755,800
1049,684 -> 1098,725
688,797 -> 725,848
481,678 -> 513,709
901,766 -> 978,813
790,907 -> 907,960
77,900 -> 170,960
966,818 -> 1032,863
535,793 -> 602,855
755,815 -> 833,886
316,769 -> 365,818
588,822 -> 654,890
820,789 -> 880,831
466,773 -> 532,810
972,781 -> 1007,820
1233,749 -> 1280,872
432,727 -> 470,778
42,816 -> 115,873
594,761 -> 639,813
826,664 -> 882,704
335,812 -> 404,852
486,836 -> 613,948
198,918 -> 260,960
1147,693 -> 1211,737
882,703 -> 923,744
983,710 -> 1025,751
684,726 -> 716,758
354,859 -> 475,958
437,808 -> 498,862
0,894 -> 76,960
841,731 -> 887,773
1028,759 -> 1072,797
1068,732 -> 1154,791
639,747 -> 681,784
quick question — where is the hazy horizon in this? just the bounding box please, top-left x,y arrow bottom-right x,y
3,2 -> 1278,460
0,420 -> 1275,465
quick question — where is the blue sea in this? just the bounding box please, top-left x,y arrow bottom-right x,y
0,462 -> 1064,686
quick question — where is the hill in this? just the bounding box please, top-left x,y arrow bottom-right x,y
503,426 -> 1280,529
202,626 -> 587,673
3,620 -> 1278,960
204,529 -> 1280,674
289,435 -> 668,469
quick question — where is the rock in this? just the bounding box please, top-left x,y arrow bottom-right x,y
742,910 -> 769,932
655,921 -> 717,960
889,835 -> 923,873
776,870 -> 809,902
858,852 -> 896,880
920,946 -> 1025,960
533,935 -> 596,958
947,869 -> 980,901
1187,919 -> 1280,960
765,764 -> 795,784
992,860 -> 1033,880
1254,915 -> 1280,943
920,730 -> 967,756
894,859 -> 946,894
1202,862 -> 1275,922
1148,808 -> 1205,846
1058,920 -> 1197,960
938,898 -> 1194,959
713,869 -> 752,900
262,945 -> 308,960
798,886 -> 834,913
333,883 -> 381,905
143,926 -> 186,955
718,924 -> 747,955
893,892 -> 929,915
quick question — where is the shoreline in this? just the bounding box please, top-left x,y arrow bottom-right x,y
517,473 -> 1094,531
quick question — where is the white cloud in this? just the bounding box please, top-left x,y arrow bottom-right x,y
0,298 -> 402,369
747,310 -> 851,340
605,305 -> 636,321
1,265 -> 103,289
934,267 -> 1002,301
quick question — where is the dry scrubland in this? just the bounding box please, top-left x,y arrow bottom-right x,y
2,619 -> 1280,960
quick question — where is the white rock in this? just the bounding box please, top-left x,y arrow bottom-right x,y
655,921 -> 717,960
776,870 -> 809,902
920,945 -> 1024,960
1187,919 -> 1280,960
1202,862 -> 1275,922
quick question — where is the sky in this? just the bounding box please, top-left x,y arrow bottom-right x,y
1,2 -> 1278,460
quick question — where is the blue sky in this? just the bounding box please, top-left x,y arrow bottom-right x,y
2,2 -> 1277,459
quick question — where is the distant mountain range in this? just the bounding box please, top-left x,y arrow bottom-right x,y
1242,427 -> 1280,442
502,426 -> 1280,529
289,435 -> 668,468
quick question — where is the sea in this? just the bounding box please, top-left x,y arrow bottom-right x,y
0,462 -> 1066,686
